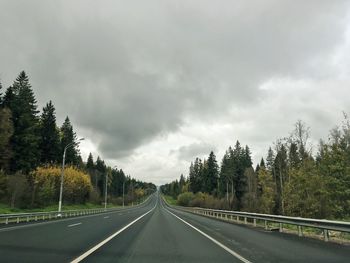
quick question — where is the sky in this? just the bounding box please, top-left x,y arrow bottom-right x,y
1,0 -> 350,185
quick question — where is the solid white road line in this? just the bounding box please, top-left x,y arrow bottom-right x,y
165,208 -> 252,263
70,205 -> 156,263
68,223 -> 82,227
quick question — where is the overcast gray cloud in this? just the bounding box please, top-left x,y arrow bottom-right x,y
1,0 -> 350,184
171,142 -> 217,161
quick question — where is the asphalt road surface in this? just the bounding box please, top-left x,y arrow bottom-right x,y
0,193 -> 349,262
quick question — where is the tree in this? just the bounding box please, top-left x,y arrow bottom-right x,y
60,116 -> 80,165
189,158 -> 203,193
86,153 -> 94,170
257,166 -> 275,214
231,141 -> 247,210
242,167 -> 258,212
8,71 -> 40,173
0,107 -> 14,170
266,147 -> 274,172
273,142 -> 288,214
95,156 -> 106,195
39,101 -> 60,164
202,151 -> 219,195
291,120 -> 310,161
219,149 -> 233,200
288,142 -> 300,169
2,86 -> 15,109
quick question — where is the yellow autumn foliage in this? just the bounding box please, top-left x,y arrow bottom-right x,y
33,166 -> 92,204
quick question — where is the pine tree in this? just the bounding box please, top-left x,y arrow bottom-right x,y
95,156 -> 106,195
0,107 -> 14,170
260,158 -> 266,168
189,158 -> 203,193
266,147 -> 274,172
231,141 -> 246,209
86,153 -> 94,170
60,116 -> 79,165
202,151 -> 219,194
9,71 -> 40,173
289,142 -> 300,169
2,86 -> 15,109
39,101 -> 60,164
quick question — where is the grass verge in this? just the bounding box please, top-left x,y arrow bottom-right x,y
163,195 -> 177,205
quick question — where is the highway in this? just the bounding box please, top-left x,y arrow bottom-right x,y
0,193 -> 349,262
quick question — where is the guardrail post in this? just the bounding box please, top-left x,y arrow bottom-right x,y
244,217 -> 247,224
236,216 -> 239,222
253,218 -> 256,227
279,223 -> 283,232
27,216 -> 29,222
324,229 -> 329,242
17,217 -> 19,223
35,215 -> 37,221
264,220 -> 268,230
42,215 -> 45,220
6,217 -> 9,224
298,226 -> 303,237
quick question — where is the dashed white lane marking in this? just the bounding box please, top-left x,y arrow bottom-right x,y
68,223 -> 82,227
71,205 -> 156,263
165,208 -> 252,263
104,216 -> 109,219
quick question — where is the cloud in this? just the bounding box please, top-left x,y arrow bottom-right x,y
1,0 -> 350,183
171,142 -> 217,161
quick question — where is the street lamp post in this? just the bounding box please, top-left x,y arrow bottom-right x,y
58,138 -> 84,215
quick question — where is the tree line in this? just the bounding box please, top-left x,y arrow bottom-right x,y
0,71 -> 155,209
161,119 -> 350,220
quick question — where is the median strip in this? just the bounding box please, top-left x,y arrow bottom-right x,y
165,208 -> 252,263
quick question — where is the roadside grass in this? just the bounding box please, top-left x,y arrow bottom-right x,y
0,202 -> 120,214
163,195 -> 177,205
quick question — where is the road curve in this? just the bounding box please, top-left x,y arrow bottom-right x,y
0,193 -> 349,262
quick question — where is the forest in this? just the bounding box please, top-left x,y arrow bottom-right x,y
0,71 -> 156,210
161,119 -> 350,220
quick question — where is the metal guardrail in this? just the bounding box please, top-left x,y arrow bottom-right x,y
172,205 -> 350,242
0,195 -> 153,225
0,208 -> 116,225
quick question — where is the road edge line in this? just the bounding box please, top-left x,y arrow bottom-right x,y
164,208 -> 252,263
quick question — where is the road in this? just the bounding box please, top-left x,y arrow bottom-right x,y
0,193 -> 349,262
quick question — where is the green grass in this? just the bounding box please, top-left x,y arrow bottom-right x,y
163,195 -> 177,205
0,202 -> 120,214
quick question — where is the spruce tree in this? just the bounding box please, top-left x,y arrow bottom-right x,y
86,153 -> 94,170
260,158 -> 266,168
95,156 -> 106,195
9,71 -> 40,173
0,107 -> 14,170
39,101 -> 60,164
202,151 -> 219,194
266,147 -> 275,172
60,116 -> 79,165
2,86 -> 15,109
